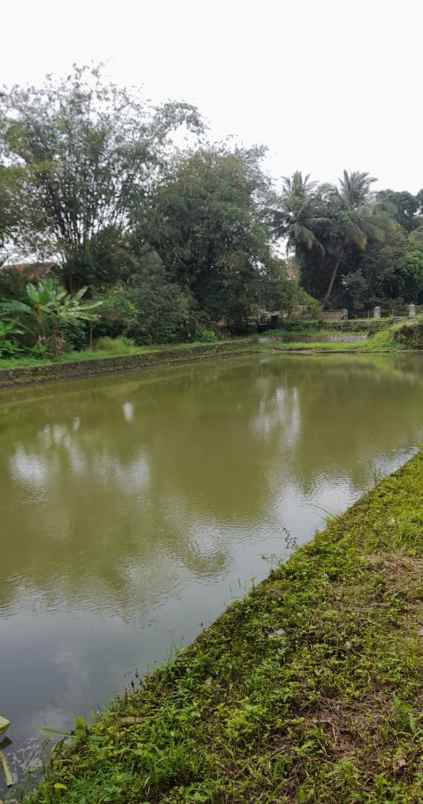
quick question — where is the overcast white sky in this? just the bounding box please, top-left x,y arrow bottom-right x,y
1,0 -> 421,192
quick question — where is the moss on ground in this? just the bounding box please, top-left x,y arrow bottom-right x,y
25,452 -> 423,803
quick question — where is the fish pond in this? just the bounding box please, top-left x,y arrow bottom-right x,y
1,353 -> 423,788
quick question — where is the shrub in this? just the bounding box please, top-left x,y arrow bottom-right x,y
62,320 -> 90,351
297,288 -> 321,319
28,341 -> 50,359
95,336 -> 136,354
0,337 -> 21,358
367,318 -> 395,336
392,317 -> 423,349
0,279 -> 101,356
0,266 -> 30,301
197,328 -> 219,343
0,320 -> 22,357
128,260 -> 204,344
92,285 -> 137,340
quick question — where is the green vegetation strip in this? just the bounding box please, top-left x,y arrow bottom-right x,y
27,452 -> 423,803
267,320 -> 423,353
0,340 -> 260,387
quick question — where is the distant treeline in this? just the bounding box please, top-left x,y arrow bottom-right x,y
0,65 -> 422,356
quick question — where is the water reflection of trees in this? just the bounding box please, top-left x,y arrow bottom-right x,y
1,354 -> 423,612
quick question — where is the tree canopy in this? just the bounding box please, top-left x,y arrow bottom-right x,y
1,65 -> 423,357
0,65 -> 203,289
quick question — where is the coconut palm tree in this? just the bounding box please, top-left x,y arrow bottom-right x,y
273,171 -> 326,257
339,170 -> 376,208
320,171 -> 387,308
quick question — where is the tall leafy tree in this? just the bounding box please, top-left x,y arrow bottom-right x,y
0,164 -> 22,265
136,144 -> 280,329
0,65 -> 203,289
377,189 -> 423,232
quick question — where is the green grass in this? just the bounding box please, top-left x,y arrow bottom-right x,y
267,318 -> 423,354
0,338 -> 256,372
271,318 -> 394,335
26,452 -> 423,803
0,319 -> 420,373
265,327 -> 404,354
268,339 -> 365,352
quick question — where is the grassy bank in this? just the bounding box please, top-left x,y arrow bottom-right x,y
271,318 -> 392,335
0,339 -> 260,388
26,452 -> 423,803
1,318 -> 422,389
0,338 -> 255,371
266,321 -> 419,353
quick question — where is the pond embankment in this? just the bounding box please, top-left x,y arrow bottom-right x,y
2,318 -> 423,389
27,451 -> 423,803
0,340 -> 260,389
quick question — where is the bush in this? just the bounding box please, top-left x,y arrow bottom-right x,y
128,257 -> 205,344
93,285 -> 137,340
277,319 -> 321,333
392,318 -> 423,348
27,341 -> 50,360
297,288 -> 321,319
366,318 -> 395,335
0,266 -> 35,302
0,338 -> 21,358
62,320 -> 90,351
0,320 -> 23,357
197,328 -> 219,343
95,336 -> 136,354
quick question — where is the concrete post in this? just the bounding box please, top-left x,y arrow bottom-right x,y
374,306 -> 381,319
409,304 -> 416,318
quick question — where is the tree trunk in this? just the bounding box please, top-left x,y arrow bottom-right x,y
322,256 -> 342,310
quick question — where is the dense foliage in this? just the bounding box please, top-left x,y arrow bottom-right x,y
272,172 -> 423,311
1,65 -> 423,358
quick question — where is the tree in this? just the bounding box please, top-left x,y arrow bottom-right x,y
0,65 -> 203,289
128,254 -> 202,343
137,144 -> 277,330
272,171 -> 325,258
0,164 -> 22,265
341,222 -> 407,311
319,171 -> 388,308
275,170 -> 388,308
377,189 -> 423,232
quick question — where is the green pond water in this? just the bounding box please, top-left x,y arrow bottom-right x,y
1,353 -> 423,786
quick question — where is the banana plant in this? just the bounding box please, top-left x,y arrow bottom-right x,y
0,279 -> 102,354
1,279 -> 101,336
0,320 -> 23,357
